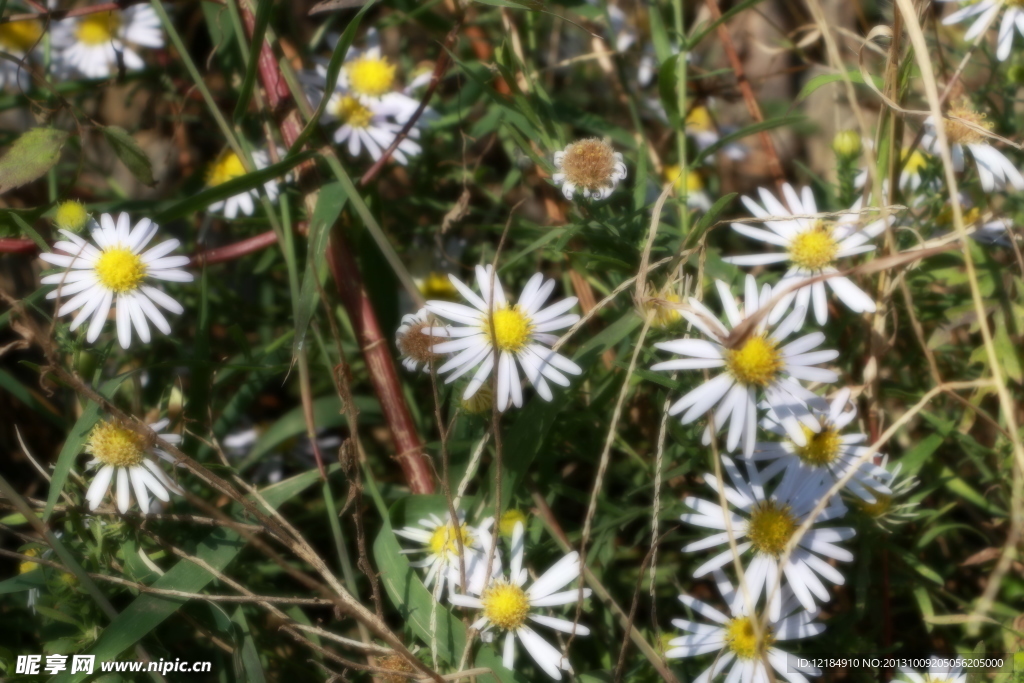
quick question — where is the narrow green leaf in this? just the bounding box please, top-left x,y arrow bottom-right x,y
795,70 -> 881,103
0,128 -> 69,195
153,152 -> 315,223
0,571 -> 45,595
686,192 -> 737,247
57,465 -> 339,683
693,116 -> 804,166
292,182 -> 347,360
44,374 -> 130,521
102,126 -> 155,187
233,0 -> 275,121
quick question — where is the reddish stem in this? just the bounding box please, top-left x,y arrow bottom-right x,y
701,0 -> 787,193
0,238 -> 38,254
326,226 -> 435,494
237,2 -> 435,494
190,230 -> 279,266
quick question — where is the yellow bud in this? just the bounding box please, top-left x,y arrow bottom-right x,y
832,130 -> 862,159
54,200 -> 90,233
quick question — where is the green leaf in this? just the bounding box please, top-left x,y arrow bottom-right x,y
686,192 -> 737,247
102,126 -> 155,187
233,0 -> 275,121
795,70 -> 882,103
993,312 -> 1022,383
693,116 -> 804,166
0,368 -> 66,428
232,606 -> 267,683
44,374 -> 130,521
57,465 -> 339,683
292,182 -> 346,360
153,152 -> 315,223
0,128 -> 69,195
373,497 -> 524,683
0,571 -> 45,595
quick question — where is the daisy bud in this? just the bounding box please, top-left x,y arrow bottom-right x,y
395,309 -> 444,373
53,200 -> 90,233
1008,64 -> 1024,85
832,129 -> 862,159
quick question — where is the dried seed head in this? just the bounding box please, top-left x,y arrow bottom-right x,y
397,320 -> 442,366
943,102 -> 992,145
558,138 -> 619,191
377,654 -> 415,683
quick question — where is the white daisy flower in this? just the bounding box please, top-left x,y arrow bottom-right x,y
39,213 -> 193,349
425,265 -> 582,412
449,522 -> 591,680
897,656 -> 967,683
937,0 -> 1023,61
666,569 -> 823,683
723,184 -> 889,328
82,418 -> 182,514
752,387 -> 892,503
394,511 -> 501,598
395,307 -> 446,372
323,89 -> 424,164
552,138 -> 627,201
681,456 -> 854,619
0,18 -> 43,90
854,455 -> 921,529
922,102 -> 1024,193
51,6 -> 163,80
651,275 -> 839,457
205,148 -> 281,219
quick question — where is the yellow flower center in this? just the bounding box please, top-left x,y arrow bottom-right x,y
499,509 -> 528,537
429,523 -> 473,557
726,335 -> 782,387
75,11 -> 121,47
685,106 -> 714,132
747,500 -> 797,557
943,104 -> 992,145
788,223 -> 839,271
482,580 -> 531,630
559,137 -> 618,191
86,420 -> 147,468
54,200 -> 90,233
346,56 -> 397,97
902,149 -> 929,174
0,19 -> 43,53
420,271 -> 460,300
333,95 -> 374,129
725,617 -> 774,660
793,425 -> 841,466
95,247 -> 146,293
856,492 -> 892,517
485,306 -> 533,353
19,548 -> 40,574
206,151 -> 247,187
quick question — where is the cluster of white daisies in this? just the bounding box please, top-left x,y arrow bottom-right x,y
396,510 -> 591,680
387,156 -> 936,678
0,6 -> 163,89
